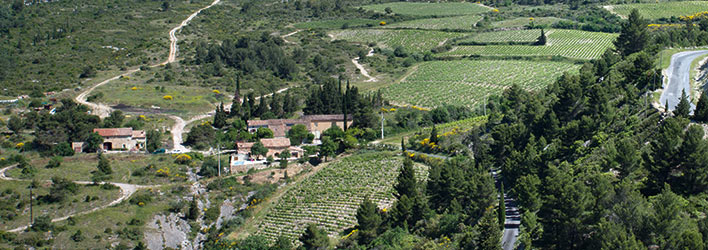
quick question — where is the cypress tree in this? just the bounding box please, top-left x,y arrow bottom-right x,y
401,137 -> 406,152
535,28 -> 546,45
187,196 -> 200,220
394,157 -> 417,199
231,75 -> 241,117
213,102 -> 227,128
430,125 -> 439,144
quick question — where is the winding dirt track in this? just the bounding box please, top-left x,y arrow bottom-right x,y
352,49 -> 376,82
0,165 -> 157,233
74,0 -> 222,149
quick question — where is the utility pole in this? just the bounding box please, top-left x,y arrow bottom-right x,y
29,185 -> 34,225
380,111 -> 385,139
217,143 -> 221,177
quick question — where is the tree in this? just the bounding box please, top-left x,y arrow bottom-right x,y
272,236 -> 293,250
535,28 -> 547,46
250,141 -> 268,160
71,230 -> 85,242
498,183 -> 506,229
161,1 -> 170,11
45,156 -> 62,168
299,223 -> 329,250
356,198 -> 381,245
256,127 -> 274,139
7,115 -> 22,134
674,89 -> 691,118
614,9 -> 649,57
401,137 -> 406,152
320,137 -> 337,161
103,110 -> 124,128
187,196 -> 200,220
85,132 -> 104,153
97,154 -> 112,175
694,91 -> 708,122
31,215 -> 52,232
213,103 -> 228,129
430,125 -> 438,144
146,130 -> 162,153
287,124 -> 311,145
47,176 -> 79,203
460,208 -> 501,250
513,174 -> 541,212
394,157 -> 417,199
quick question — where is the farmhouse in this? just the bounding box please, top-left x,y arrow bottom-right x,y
93,128 -> 146,151
247,114 -> 353,138
236,137 -> 305,159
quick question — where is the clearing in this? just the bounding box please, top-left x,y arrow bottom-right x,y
608,1 -> 708,19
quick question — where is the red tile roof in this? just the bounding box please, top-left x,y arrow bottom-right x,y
93,128 -> 133,137
132,130 -> 146,139
261,138 -> 291,148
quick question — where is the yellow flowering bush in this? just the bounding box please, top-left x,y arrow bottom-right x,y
379,21 -> 386,26
492,8 -> 499,12
138,202 -> 145,207
174,154 -> 192,164
156,166 -> 170,177
131,86 -> 138,90
15,142 -> 24,148
212,90 -> 221,94
163,95 -> 173,100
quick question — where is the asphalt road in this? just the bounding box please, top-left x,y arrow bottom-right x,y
660,50 -> 708,113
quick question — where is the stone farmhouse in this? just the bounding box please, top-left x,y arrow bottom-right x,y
246,114 -> 353,139
93,128 -> 146,151
236,137 -> 304,159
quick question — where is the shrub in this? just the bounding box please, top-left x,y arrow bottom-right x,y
174,154 -> 192,164
163,95 -> 173,100
71,230 -> 84,242
31,215 -> 52,232
45,156 -> 62,168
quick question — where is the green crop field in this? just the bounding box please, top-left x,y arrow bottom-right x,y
381,60 -> 581,108
609,1 -> 708,19
444,29 -> 618,60
385,15 -> 483,30
492,17 -> 569,28
255,153 -> 428,242
329,29 -> 465,53
293,18 -> 382,29
361,2 -> 491,16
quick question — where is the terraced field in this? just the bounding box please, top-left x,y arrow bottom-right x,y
381,60 -> 581,108
361,2 -> 491,16
492,17 -> 569,28
444,29 -> 618,60
608,1 -> 708,19
329,29 -> 465,53
385,15 -> 482,30
256,153 -> 428,242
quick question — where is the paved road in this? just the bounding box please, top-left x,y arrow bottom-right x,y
660,50 -> 708,113
491,169 -> 520,250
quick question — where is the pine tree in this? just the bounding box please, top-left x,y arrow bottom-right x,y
255,97 -> 267,118
395,157 -> 417,199
674,89 -> 691,118
270,92 -> 283,118
694,91 -> 708,122
355,198 -> 381,245
614,9 -> 649,57
299,224 -> 329,250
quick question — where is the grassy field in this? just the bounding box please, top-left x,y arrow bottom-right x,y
0,180 -> 122,232
445,29 -> 618,60
381,60 -> 581,108
492,17 -> 568,28
93,80 -> 223,116
379,115 -> 488,145
254,153 -> 428,242
385,15 -> 482,30
361,2 -> 490,16
6,154 -> 191,185
609,1 -> 708,19
294,19 -> 382,29
329,29 -> 465,53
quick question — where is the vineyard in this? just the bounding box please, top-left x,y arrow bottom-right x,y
458,29 -> 547,44
255,153 -> 428,242
492,17 -> 568,28
444,29 -> 618,60
329,29 -> 465,53
294,18 -> 381,29
381,60 -> 581,108
361,2 -> 491,16
609,1 -> 708,19
385,15 -> 483,30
